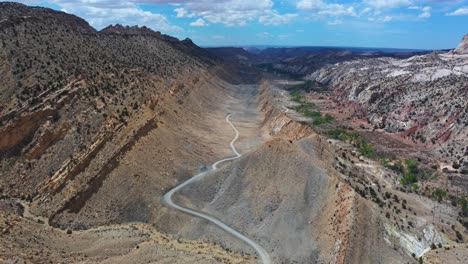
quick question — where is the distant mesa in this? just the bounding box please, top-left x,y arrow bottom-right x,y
454,34 -> 468,54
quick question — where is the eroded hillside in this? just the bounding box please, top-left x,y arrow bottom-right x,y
308,37 -> 468,193
0,2 -> 215,207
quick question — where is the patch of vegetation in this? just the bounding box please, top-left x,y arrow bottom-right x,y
312,113 -> 335,126
405,159 -> 420,174
401,172 -> 418,186
381,158 -> 431,187
460,197 -> 468,216
304,110 -> 321,118
327,128 -> 375,158
388,161 -> 404,174
328,129 -> 360,142
289,93 -> 334,126
432,188 -> 448,202
294,103 -> 318,116
358,141 -> 375,158
289,89 -> 304,103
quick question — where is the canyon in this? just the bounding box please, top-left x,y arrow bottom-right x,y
1,2 -> 467,264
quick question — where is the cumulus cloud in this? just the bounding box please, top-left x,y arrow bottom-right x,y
18,0 -> 297,29
190,18 -> 208,27
419,6 -> 432,18
446,7 -> 468,16
17,0 -> 182,33
259,11 -> 297,26
296,0 -> 357,17
173,0 -> 296,27
360,7 -> 373,15
364,0 -> 413,10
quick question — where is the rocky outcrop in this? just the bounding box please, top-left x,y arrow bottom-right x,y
454,34 -> 468,54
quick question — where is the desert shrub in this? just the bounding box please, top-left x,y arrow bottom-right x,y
358,141 -> 375,158
406,159 -> 420,174
400,172 -> 418,185
432,189 -> 447,202
460,197 -> 468,216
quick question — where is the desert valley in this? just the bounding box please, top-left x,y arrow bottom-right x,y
0,2 -> 467,264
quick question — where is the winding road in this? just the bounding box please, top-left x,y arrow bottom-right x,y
162,113 -> 272,264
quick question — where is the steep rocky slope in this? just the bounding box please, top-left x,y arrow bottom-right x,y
308,38 -> 468,177
454,34 -> 468,54
0,2 -> 213,203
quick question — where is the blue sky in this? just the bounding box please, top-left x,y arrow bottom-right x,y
17,0 -> 468,49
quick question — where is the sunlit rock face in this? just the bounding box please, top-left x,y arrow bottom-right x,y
454,34 -> 468,54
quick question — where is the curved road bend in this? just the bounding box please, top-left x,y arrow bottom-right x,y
162,113 -> 272,264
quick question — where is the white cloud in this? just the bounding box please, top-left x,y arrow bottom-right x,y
319,6 -> 357,17
368,15 -> 393,23
175,7 -> 194,18
173,0 -> 295,27
446,7 -> 468,16
190,18 -> 208,27
259,11 -> 297,25
382,15 -> 393,22
296,0 -> 357,17
70,5 -> 181,32
364,0 -> 413,10
360,7 -> 373,15
297,0 -> 324,10
418,6 -> 431,18
17,0 -> 182,33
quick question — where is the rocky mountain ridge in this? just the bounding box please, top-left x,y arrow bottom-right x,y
208,46 -> 432,76
0,2 -> 217,203
308,35 -> 468,179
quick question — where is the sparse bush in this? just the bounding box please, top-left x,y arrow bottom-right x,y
432,189 -> 447,202
400,172 -> 418,185
460,197 -> 468,216
358,141 -> 375,158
